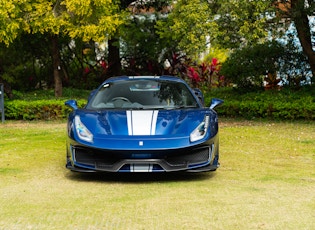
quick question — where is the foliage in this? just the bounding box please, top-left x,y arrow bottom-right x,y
2,86 -> 315,121
1,0 -> 315,96
156,0 -> 214,59
0,0 -> 27,45
4,99 -> 86,120
202,46 -> 229,64
185,58 -> 225,89
161,53 -> 225,89
216,99 -> 315,120
0,0 -> 124,44
220,41 -> 286,89
0,33 -> 60,90
276,32 -> 312,86
209,0 -> 315,80
205,86 -> 315,120
10,87 -> 91,100
0,33 -> 112,92
119,14 -> 167,75
3,88 -> 89,120
210,0 -> 274,48
0,0 -> 125,97
220,40 -> 312,89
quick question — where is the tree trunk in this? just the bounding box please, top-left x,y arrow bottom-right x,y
107,37 -> 121,78
51,34 -> 63,97
291,0 -> 315,79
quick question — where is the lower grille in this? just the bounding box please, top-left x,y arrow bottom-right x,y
165,147 -> 210,166
72,145 -> 211,172
74,148 -> 119,167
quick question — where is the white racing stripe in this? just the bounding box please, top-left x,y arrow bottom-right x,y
126,111 -> 158,172
130,164 -> 153,172
126,110 -> 158,135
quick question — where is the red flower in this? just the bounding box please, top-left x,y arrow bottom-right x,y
187,67 -> 200,83
210,58 -> 219,72
212,58 -> 218,66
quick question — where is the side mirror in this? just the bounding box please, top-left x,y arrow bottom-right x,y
194,88 -> 204,105
210,98 -> 224,110
65,100 -> 78,110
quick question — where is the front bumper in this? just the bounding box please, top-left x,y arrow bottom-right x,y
66,144 -> 219,172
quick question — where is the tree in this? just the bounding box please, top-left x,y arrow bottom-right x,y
106,0 -> 172,77
120,14 -> 167,75
156,0 -> 214,59
211,0 -> 315,80
0,0 -> 123,96
220,41 -> 286,89
286,0 -> 315,79
210,0 -> 274,48
0,33 -> 53,98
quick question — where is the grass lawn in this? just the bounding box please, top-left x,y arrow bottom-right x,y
0,119 -> 314,229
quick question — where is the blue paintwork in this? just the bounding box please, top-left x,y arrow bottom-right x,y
65,75 -> 223,172
67,109 -> 217,150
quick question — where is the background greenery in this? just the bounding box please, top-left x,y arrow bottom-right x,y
2,86 -> 315,121
205,86 -> 315,120
1,0 -> 314,97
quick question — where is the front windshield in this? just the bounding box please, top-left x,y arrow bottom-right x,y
86,79 -> 199,110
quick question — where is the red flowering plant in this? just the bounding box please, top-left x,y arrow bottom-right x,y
162,52 -> 225,90
198,58 -> 225,89
186,66 -> 201,87
184,58 -> 224,90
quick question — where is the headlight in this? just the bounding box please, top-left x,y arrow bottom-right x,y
190,116 -> 209,142
74,115 -> 93,143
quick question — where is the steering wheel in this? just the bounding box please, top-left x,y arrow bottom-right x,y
111,97 -> 131,103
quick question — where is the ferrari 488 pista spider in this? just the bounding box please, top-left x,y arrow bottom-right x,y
65,75 -> 223,172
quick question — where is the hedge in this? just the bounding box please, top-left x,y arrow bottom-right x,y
2,87 -> 315,121
205,87 -> 315,120
214,99 -> 315,120
4,100 -> 87,120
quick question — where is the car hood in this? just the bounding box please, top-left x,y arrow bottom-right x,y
70,109 -> 217,149
78,109 -> 209,135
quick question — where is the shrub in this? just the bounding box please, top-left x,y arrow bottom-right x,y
2,86 -> 315,121
4,100 -> 86,120
205,87 -> 315,120
220,41 -> 286,89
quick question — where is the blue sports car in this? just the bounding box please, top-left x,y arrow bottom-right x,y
65,76 -> 223,172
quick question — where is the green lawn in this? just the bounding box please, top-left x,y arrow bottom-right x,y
0,119 -> 314,229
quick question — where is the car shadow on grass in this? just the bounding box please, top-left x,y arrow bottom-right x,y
65,171 -> 216,183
